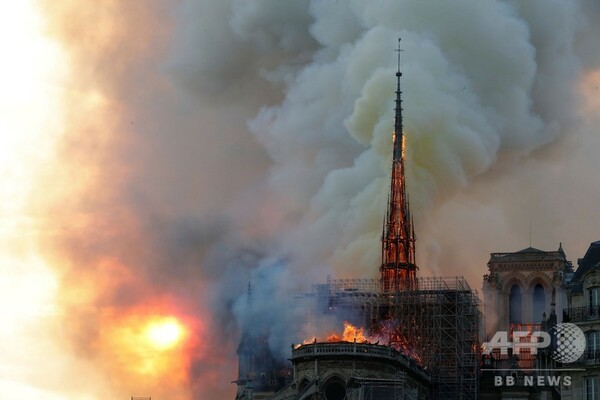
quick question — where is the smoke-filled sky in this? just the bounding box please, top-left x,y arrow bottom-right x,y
2,0 -> 600,398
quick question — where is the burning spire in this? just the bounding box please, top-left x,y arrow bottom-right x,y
380,38 -> 417,293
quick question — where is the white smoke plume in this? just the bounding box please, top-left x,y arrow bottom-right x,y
168,0 -> 600,383
171,0 -> 594,279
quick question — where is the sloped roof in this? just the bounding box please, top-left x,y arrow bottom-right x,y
572,241 -> 600,283
516,247 -> 546,253
488,244 -> 569,265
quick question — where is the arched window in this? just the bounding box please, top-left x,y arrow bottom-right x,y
299,378 -> 311,392
532,284 -> 546,323
323,378 -> 346,400
509,284 -> 522,324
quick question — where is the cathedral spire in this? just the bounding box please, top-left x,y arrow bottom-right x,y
393,38 -> 404,163
380,38 -> 417,293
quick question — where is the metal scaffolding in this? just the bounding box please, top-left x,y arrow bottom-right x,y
317,275 -> 481,400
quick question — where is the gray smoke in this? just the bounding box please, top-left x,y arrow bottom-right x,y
168,0 -> 600,380
38,1 -> 600,398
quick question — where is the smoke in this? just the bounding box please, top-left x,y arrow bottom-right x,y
169,0 -> 600,382
9,0 -> 600,399
237,1 -> 589,280
27,1 -> 274,398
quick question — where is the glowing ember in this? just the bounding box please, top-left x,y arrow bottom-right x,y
145,317 -> 184,350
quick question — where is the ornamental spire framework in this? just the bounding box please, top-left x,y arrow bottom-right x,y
380,38 -> 417,293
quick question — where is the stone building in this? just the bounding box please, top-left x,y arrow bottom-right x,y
268,342 -> 431,400
483,245 -> 573,339
234,283 -> 290,400
481,245 -> 573,400
562,241 -> 600,399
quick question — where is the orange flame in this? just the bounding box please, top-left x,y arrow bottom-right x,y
102,313 -> 189,378
326,321 -> 368,343
296,321 -> 426,365
297,321 -> 372,347
94,299 -> 205,388
144,316 -> 186,351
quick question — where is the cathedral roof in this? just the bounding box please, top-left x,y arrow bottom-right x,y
488,244 -> 568,265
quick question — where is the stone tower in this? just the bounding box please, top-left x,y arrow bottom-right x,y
482,245 -> 573,339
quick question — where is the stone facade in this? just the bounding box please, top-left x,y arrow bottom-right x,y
561,241 -> 600,399
483,246 -> 572,339
268,342 -> 431,400
481,245 -> 573,400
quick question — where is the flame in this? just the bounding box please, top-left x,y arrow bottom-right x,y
343,321 -> 367,342
325,321 -> 369,342
296,321 -> 426,366
145,317 -> 185,351
97,303 -> 199,383
297,321 -> 372,347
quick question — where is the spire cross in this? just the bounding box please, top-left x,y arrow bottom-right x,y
396,38 -> 403,74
